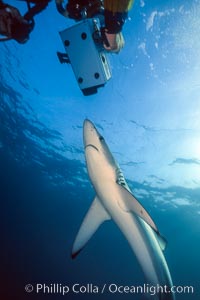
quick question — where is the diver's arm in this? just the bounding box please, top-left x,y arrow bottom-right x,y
103,0 -> 134,52
23,0 -> 50,21
55,0 -> 69,17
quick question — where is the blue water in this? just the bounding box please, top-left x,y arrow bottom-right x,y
1,0 -> 200,299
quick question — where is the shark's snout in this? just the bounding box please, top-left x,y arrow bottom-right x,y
83,119 -> 93,130
83,119 -> 99,148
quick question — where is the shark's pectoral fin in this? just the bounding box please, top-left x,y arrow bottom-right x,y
72,196 -> 111,259
116,183 -> 158,230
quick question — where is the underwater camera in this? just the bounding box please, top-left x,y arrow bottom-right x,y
57,18 -> 111,96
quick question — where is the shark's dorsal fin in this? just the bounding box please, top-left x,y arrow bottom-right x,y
115,177 -> 167,251
116,183 -> 159,234
71,196 -> 111,259
116,183 -> 167,251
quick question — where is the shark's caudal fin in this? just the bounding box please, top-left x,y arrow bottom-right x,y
116,183 -> 167,250
71,196 -> 111,259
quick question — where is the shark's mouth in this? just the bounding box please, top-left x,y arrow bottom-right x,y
85,144 -> 99,152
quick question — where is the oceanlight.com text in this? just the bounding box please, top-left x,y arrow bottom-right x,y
25,283 -> 194,296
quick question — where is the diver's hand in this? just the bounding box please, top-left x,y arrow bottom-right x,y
103,30 -> 125,53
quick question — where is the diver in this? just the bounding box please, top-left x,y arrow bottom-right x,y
0,0 -> 50,43
55,0 -> 134,53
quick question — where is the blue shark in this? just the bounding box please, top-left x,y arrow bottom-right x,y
72,119 -> 175,300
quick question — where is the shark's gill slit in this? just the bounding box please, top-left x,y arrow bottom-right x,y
85,144 -> 99,151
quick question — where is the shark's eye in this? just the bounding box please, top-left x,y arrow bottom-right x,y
99,136 -> 104,141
